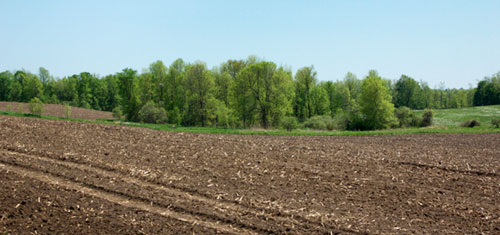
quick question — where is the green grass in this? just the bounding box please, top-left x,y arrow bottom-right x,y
2,105 -> 500,136
415,105 -> 500,129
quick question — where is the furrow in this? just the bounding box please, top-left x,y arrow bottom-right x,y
0,148 -> 345,234
0,160 -> 253,235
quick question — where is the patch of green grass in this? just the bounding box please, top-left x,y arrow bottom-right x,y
96,118 -> 122,122
415,105 -> 500,129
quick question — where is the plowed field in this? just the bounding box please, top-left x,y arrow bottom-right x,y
0,102 -> 113,120
1,115 -> 499,234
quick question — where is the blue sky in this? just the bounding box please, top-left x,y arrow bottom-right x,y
1,0 -> 499,88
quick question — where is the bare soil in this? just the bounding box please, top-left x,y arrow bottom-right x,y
0,102 -> 113,120
1,115 -> 499,234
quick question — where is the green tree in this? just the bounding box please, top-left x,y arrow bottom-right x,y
112,106 -> 122,119
234,62 -> 293,128
359,70 -> 396,130
393,75 -> 421,109
64,103 -> 72,118
474,74 -> 500,106
419,81 -> 433,109
67,76 -> 80,106
117,68 -> 141,121
438,82 -> 447,108
343,72 -> 361,101
51,76 -> 73,104
77,72 -> 94,108
323,81 -> 355,115
281,116 -> 298,132
103,75 -> 121,111
221,59 -> 246,79
269,67 -> 294,127
214,100 -> 235,128
138,72 -> 154,105
137,101 -> 168,124
231,68 -> 257,127
22,73 -> 44,101
13,71 -> 26,101
166,59 -> 187,112
149,60 -> 168,104
337,85 -> 355,111
214,71 -> 233,107
29,97 -> 44,116
310,85 -> 330,116
38,67 -> 51,85
10,79 -> 22,101
0,71 -> 13,101
91,78 -> 108,110
184,62 -> 215,126
168,106 -> 182,126
321,81 -> 336,117
294,66 -> 317,121
43,78 -> 60,104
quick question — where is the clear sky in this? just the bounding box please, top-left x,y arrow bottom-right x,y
1,0 -> 499,88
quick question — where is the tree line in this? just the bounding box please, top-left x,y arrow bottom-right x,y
473,72 -> 500,106
0,56 -> 498,130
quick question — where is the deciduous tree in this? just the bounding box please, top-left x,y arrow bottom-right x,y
294,66 -> 317,121
118,68 -> 140,121
185,62 -> 215,126
359,70 -> 396,130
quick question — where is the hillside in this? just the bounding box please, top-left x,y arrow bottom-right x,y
0,102 -> 113,121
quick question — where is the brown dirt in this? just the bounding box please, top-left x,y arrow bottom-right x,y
1,115 -> 500,234
0,102 -> 113,120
